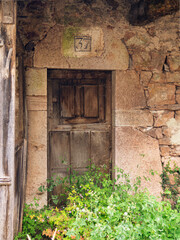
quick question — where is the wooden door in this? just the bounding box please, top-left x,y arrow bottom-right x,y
47,70 -> 112,195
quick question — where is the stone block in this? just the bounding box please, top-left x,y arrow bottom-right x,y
155,128 -> 163,139
133,51 -> 165,71
176,94 -> 180,104
115,126 -> 162,197
140,71 -> 152,87
125,33 -> 150,48
28,111 -> 47,145
26,110 -> 47,207
62,27 -> 104,58
151,72 -> 166,83
162,126 -> 171,138
147,84 -> 175,107
154,111 -> 174,127
27,96 -> 47,111
115,71 -> 146,110
26,142 -> 47,207
167,54 -> 180,71
169,146 -> 180,156
176,87 -> 180,94
160,146 -> 171,157
166,72 -> 180,83
114,110 -> 153,127
158,137 -> 171,145
34,25 -> 129,70
175,114 -> 180,122
26,68 -> 47,96
138,127 -> 162,139
166,118 -> 180,145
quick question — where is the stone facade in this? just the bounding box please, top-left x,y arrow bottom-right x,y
16,0 -> 180,206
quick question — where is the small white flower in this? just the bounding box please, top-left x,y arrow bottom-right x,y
124,212 -> 128,216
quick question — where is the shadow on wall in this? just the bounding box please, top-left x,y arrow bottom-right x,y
129,0 -> 179,25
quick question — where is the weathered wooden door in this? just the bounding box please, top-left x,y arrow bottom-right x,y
47,70 -> 111,194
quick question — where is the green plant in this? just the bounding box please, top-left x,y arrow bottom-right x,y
161,160 -> 180,209
16,165 -> 180,240
14,199 -> 55,240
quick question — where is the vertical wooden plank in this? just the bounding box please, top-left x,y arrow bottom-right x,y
49,131 -> 70,197
80,86 -> 84,117
105,73 -> 112,123
60,86 -> 75,118
99,84 -> 105,121
75,86 -> 81,117
91,131 -> 111,172
52,80 -> 60,126
50,131 -> 70,169
71,131 -> 90,170
84,85 -> 98,117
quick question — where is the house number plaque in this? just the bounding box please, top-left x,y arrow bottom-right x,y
74,36 -> 91,52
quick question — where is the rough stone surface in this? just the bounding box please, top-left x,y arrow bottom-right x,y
27,96 -> 47,111
154,111 -> 174,127
140,71 -> 152,87
132,51 -> 166,71
62,27 -> 104,58
176,94 -> 180,104
160,146 -> 171,157
26,111 -> 47,206
114,110 -> 153,127
147,84 -> 175,106
167,54 -> 180,71
166,118 -> 180,145
158,137 -> 172,145
166,72 -> 180,83
162,157 -> 180,168
151,72 -> 166,83
25,68 -> 47,96
115,71 -> 146,110
115,126 -> 162,197
34,25 -> 129,70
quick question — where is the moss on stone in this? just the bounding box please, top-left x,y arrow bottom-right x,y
62,27 -> 80,57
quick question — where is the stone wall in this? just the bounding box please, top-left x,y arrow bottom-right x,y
17,0 -> 180,205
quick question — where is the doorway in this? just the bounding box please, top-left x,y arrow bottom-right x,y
47,69 -> 112,195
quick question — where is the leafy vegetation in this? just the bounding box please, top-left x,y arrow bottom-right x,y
161,161 -> 180,208
15,165 -> 180,240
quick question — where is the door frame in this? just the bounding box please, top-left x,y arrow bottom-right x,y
47,69 -> 113,186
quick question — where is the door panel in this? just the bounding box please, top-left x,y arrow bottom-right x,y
71,131 -> 90,169
48,70 -> 112,199
91,131 -> 110,169
60,86 -> 75,118
49,131 -> 70,169
84,86 -> 99,118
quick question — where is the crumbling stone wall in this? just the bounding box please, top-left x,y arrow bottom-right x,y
17,0 -> 180,205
